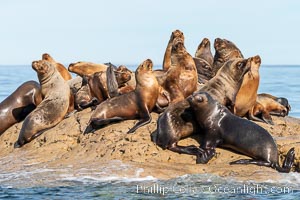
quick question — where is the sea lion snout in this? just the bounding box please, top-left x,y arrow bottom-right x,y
253,55 -> 261,65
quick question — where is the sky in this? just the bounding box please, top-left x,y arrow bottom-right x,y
0,0 -> 300,66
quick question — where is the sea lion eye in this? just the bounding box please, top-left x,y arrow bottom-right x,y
237,62 -> 243,68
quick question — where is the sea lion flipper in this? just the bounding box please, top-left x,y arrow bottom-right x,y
106,64 -> 119,98
127,113 -> 152,134
282,147 -> 295,170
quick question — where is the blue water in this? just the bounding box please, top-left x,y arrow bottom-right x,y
0,65 -> 300,199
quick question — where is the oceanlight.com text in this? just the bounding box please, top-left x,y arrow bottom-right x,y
136,183 -> 293,196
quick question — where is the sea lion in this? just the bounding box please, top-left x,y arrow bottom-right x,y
152,58 -> 251,155
234,55 -> 266,122
162,30 -> 185,71
194,38 -> 214,66
74,76 -> 98,110
199,58 -> 251,111
68,61 -> 108,76
42,53 -> 72,81
213,38 -> 244,75
256,94 -> 289,117
74,64 -> 133,110
163,37 -> 198,104
14,60 -> 70,148
258,93 -> 291,115
187,91 -> 295,173
84,59 -> 160,134
0,81 -> 42,135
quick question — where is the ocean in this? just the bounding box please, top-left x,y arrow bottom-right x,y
0,65 -> 299,199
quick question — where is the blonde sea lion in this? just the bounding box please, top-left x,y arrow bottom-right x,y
14,60 -> 70,148
68,61 -> 108,76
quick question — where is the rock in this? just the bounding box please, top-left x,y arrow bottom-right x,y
0,109 -> 299,181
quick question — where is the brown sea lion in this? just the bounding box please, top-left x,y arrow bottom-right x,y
151,58 -> 251,155
68,61 -> 108,76
42,53 -> 72,81
84,59 -> 159,134
14,60 -> 70,148
199,58 -> 251,111
258,93 -> 291,115
74,65 -> 133,111
234,55 -> 267,122
187,91 -> 295,173
256,94 -> 289,117
163,37 -> 198,104
0,81 -> 42,135
213,38 -> 244,75
162,30 -> 185,71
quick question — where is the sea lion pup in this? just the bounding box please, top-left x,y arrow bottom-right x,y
68,61 -> 108,76
258,93 -> 291,115
84,59 -> 160,134
213,38 -> 244,75
193,38 -> 214,84
187,91 -> 295,173
163,37 -> 198,104
14,60 -> 70,148
0,81 -> 42,135
42,53 -> 72,81
151,58 -> 251,155
162,29 -> 185,71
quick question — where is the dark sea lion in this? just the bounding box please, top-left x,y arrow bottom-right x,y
187,91 -> 295,173
193,38 -> 214,84
258,93 -> 291,115
42,53 -> 72,81
152,58 -> 251,155
195,38 -> 214,66
162,30 -> 185,71
84,59 -> 159,134
213,38 -> 244,75
0,81 -> 42,135
14,60 -> 70,148
68,61 -> 108,76
163,37 -> 198,104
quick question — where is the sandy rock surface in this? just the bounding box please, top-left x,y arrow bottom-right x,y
0,108 -> 299,183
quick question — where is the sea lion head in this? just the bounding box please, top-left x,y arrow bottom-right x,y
136,59 -> 153,72
171,29 -> 184,41
32,60 -> 55,82
115,65 -> 132,85
221,58 -> 251,82
32,60 -> 54,75
197,38 -> 210,50
42,53 -> 53,61
214,38 -> 243,58
187,91 -> 220,124
171,37 -> 185,54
